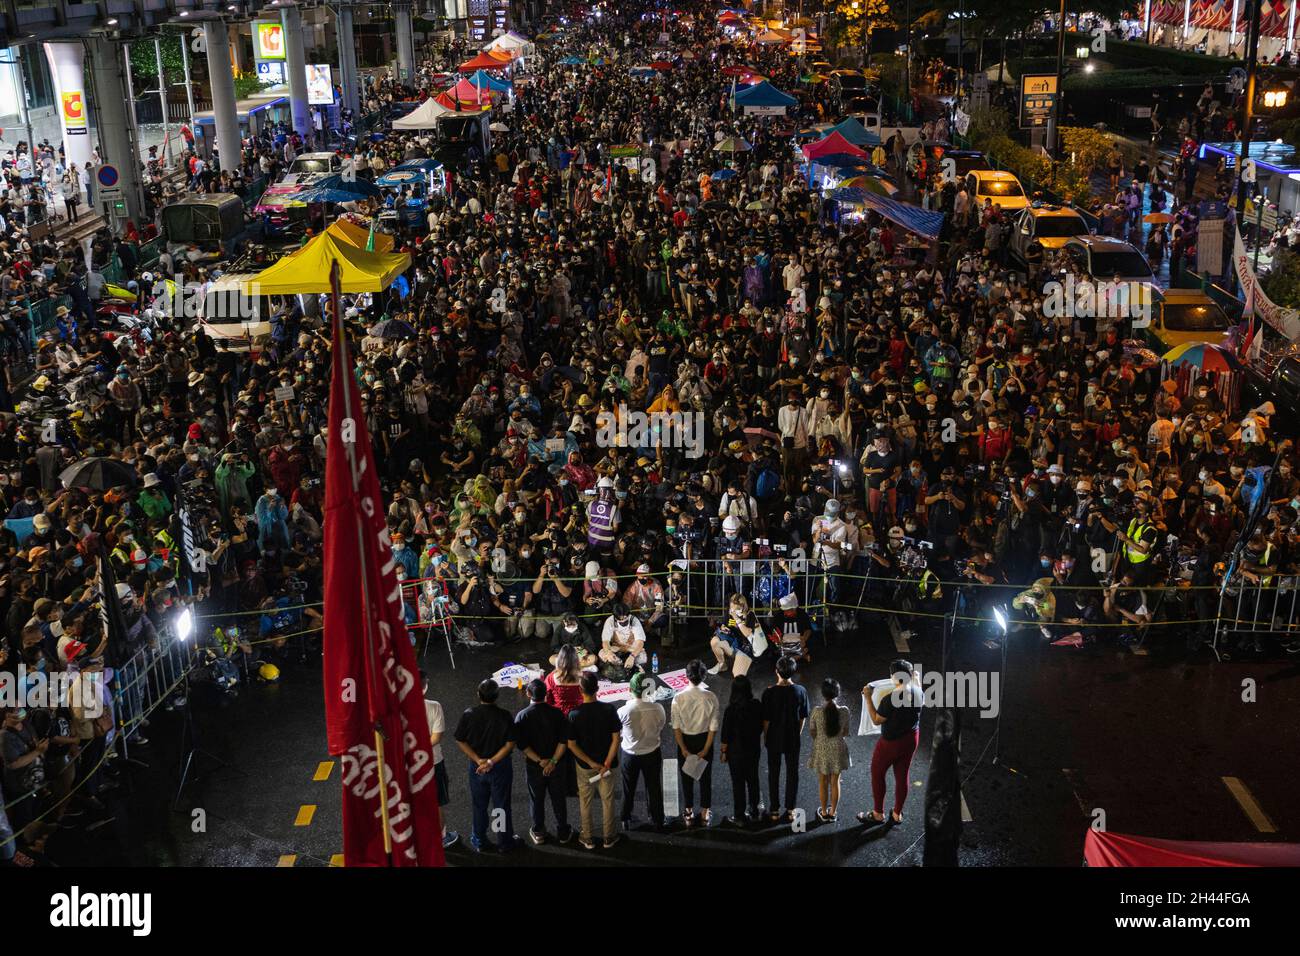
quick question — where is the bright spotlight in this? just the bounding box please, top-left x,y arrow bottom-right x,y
176,607 -> 194,641
991,605 -> 1008,634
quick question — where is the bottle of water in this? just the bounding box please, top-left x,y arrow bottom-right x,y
651,653 -> 659,674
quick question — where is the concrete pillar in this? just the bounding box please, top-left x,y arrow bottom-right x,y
282,3 -> 312,140
395,2 -> 416,83
86,37 -> 146,229
229,24 -> 248,74
336,4 -> 361,117
204,20 -> 243,175
41,42 -> 94,179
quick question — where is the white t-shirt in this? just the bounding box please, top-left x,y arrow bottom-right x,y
424,699 -> 445,764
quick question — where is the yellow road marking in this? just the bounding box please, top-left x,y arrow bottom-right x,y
1222,777 -> 1277,833
277,854 -> 297,867
294,804 -> 317,827
313,761 -> 334,781
330,854 -> 345,867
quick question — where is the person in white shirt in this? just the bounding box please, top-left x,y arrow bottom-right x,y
717,479 -> 758,531
781,257 -> 805,293
422,670 -> 459,849
811,499 -> 848,569
599,604 -> 647,676
671,659 -> 720,827
777,391 -> 810,479
617,672 -> 666,830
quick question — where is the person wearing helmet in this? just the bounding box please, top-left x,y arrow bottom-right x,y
598,603 -> 646,679
587,476 -> 621,553
621,564 -> 667,644
772,593 -> 813,663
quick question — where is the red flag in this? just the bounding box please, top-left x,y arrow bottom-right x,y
322,263 -> 444,867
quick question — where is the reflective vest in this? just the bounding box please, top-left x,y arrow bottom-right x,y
1124,519 -> 1153,563
587,498 -> 617,548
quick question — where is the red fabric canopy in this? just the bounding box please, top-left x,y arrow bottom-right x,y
802,131 -> 869,160
1085,830 -> 1300,867
458,52 -> 511,72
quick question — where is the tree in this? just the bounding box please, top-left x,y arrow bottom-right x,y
128,35 -> 185,81
233,71 -> 274,100
828,0 -> 894,62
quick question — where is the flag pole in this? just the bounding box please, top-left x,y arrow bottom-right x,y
329,258 -> 394,861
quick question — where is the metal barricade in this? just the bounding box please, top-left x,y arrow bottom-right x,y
112,628 -> 197,761
665,556 -> 829,633
1212,573 -> 1300,657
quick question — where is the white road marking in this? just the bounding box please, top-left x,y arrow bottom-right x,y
959,789 -> 973,823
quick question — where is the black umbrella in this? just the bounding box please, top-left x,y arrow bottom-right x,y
403,145 -> 431,160
60,456 -> 140,491
370,318 -> 416,340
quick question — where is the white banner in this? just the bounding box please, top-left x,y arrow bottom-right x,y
742,105 -> 786,116
1233,231 -> 1300,341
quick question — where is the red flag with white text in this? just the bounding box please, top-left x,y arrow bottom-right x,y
322,270 -> 444,867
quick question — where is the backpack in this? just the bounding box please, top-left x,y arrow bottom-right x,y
754,466 -> 781,502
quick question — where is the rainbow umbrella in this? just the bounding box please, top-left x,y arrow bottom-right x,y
839,174 -> 898,196
1162,341 -> 1243,372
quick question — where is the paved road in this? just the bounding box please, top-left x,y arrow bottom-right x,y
51,613 -> 1300,868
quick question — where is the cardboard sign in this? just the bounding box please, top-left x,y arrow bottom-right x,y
273,385 -> 295,402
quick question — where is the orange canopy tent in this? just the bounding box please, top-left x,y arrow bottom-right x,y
458,51 -> 512,72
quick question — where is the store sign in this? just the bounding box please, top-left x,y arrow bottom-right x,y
307,65 -> 335,105
255,21 -> 287,60
1019,73 -> 1057,129
256,61 -> 286,85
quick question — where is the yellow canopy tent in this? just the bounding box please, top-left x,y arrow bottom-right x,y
244,230 -> 411,295
326,217 -> 395,253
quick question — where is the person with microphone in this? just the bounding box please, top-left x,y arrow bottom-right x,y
857,659 -> 922,827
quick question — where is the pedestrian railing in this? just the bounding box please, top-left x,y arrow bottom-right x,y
112,623 -> 198,763
1212,574 -> 1300,658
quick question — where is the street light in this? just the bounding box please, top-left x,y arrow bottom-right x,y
1262,87 -> 1289,109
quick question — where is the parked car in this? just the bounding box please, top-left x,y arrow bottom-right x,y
1062,236 -> 1156,285
1008,203 -> 1089,266
964,169 -> 1030,212
1146,288 -> 1235,352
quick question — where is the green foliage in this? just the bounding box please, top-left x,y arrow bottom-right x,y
1062,68 -> 1207,92
963,106 -> 1093,206
1100,38 -> 1235,76
1058,125 -> 1117,173
233,72 -> 273,100
127,35 -> 185,80
1261,248 -> 1300,309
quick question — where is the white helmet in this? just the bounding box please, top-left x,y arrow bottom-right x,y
116,583 -> 136,604
597,476 -> 615,490
722,515 -> 741,535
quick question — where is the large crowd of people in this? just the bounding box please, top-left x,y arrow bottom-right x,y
1,1 -> 1298,866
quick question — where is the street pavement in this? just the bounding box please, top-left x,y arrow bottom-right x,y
51,614 -> 1300,868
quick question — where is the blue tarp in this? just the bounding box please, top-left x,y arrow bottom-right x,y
733,81 -> 797,108
467,70 -> 513,93
828,117 -> 880,147
858,192 -> 946,240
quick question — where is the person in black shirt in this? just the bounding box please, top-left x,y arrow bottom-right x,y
760,655 -> 810,822
566,673 -> 622,850
513,679 -> 573,846
720,674 -> 764,825
858,659 -> 923,827
453,679 -> 519,853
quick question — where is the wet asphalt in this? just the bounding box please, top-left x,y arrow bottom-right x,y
49,614 -> 1300,868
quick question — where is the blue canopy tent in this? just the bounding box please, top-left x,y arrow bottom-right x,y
856,192 -> 945,241
467,70 -> 513,93
558,55 -> 585,66
827,117 -> 880,147
732,80 -> 797,114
